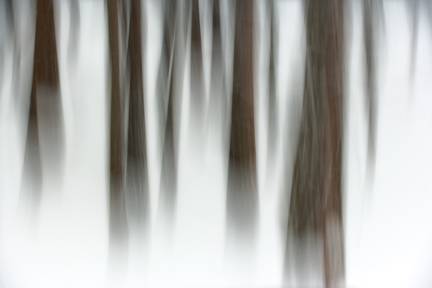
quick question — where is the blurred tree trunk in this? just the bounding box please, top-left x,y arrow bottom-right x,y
266,0 -> 278,166
125,0 -> 148,232
107,0 -> 128,243
226,0 -> 257,237
363,0 -> 380,166
406,0 -> 419,80
68,0 -> 80,63
208,0 -> 227,143
22,0 -> 61,205
159,0 -> 180,221
190,0 -> 204,122
285,0 -> 345,286
156,0 -> 176,159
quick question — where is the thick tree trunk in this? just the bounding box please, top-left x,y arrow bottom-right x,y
285,0 -> 345,286
22,0 -> 62,205
226,0 -> 257,237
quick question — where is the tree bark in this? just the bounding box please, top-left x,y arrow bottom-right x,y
286,0 -> 345,286
107,0 -> 128,243
226,0 -> 257,237
125,0 -> 149,232
22,0 -> 61,205
190,0 -> 205,120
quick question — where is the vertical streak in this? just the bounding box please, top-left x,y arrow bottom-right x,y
22,0 -> 61,205
68,0 -> 80,63
190,0 -> 205,119
159,0 -> 179,221
363,0 -> 378,167
208,0 -> 226,138
107,0 -> 128,243
286,0 -> 345,286
267,0 -> 278,166
226,0 -> 257,236
126,0 -> 148,230
407,0 -> 419,80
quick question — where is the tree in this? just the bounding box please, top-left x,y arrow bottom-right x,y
107,0 -> 128,243
285,0 -> 345,286
22,0 -> 63,206
68,0 -> 80,63
226,0 -> 257,238
266,0 -> 278,167
207,0 -> 228,150
363,0 -> 383,167
190,0 -> 205,124
158,0 -> 185,222
125,0 -> 149,233
0,0 -> 14,83
107,0 -> 149,242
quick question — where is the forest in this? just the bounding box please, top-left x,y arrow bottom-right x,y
0,0 -> 431,287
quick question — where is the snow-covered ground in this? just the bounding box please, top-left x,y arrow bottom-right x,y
0,1 -> 431,287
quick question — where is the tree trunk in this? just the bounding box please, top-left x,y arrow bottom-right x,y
22,0 -> 62,205
159,0 -> 181,221
107,0 -> 128,243
226,0 -> 257,238
68,0 -> 80,63
285,0 -> 345,286
266,0 -> 278,166
125,0 -> 148,232
190,0 -> 205,122
363,0 -> 380,166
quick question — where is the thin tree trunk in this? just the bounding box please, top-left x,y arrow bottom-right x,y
107,0 -> 128,243
190,0 -> 205,122
285,0 -> 345,286
159,0 -> 180,221
407,0 -> 419,81
226,0 -> 257,237
363,0 -> 379,166
125,0 -> 148,232
22,0 -> 61,205
266,0 -> 278,166
208,0 -> 227,141
68,0 -> 80,63
156,0 -> 176,167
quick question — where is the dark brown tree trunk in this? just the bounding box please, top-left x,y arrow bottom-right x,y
107,0 -> 128,243
22,0 -> 62,205
125,0 -> 148,232
226,0 -> 257,237
285,0 -> 345,286
190,0 -> 205,122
